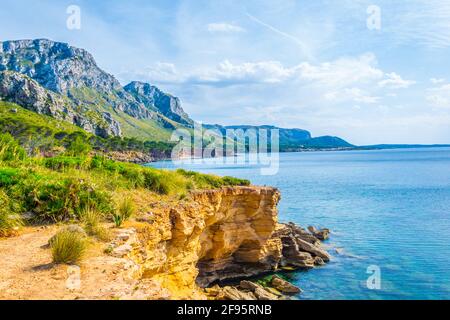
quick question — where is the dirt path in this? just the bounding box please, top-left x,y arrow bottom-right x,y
0,226 -> 167,300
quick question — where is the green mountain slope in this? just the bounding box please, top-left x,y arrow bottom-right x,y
0,38 -> 353,153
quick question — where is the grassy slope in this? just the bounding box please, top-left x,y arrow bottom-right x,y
0,133 -> 250,234
0,101 -> 177,157
0,101 -> 85,137
68,87 -> 178,142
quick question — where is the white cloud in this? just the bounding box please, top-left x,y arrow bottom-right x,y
207,23 -> 245,33
295,53 -> 383,87
186,53 -> 385,87
325,88 -> 380,104
431,78 -> 446,84
426,83 -> 450,108
119,62 -> 183,84
378,72 -> 416,89
193,60 -> 294,84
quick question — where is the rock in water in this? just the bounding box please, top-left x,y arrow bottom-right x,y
271,275 -> 302,294
308,226 -> 330,241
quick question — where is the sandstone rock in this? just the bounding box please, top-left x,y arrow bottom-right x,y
239,280 -> 260,291
217,286 -> 257,300
238,281 -> 279,300
286,223 -> 320,244
314,257 -> 326,266
308,226 -> 330,241
113,186 -> 331,299
254,286 -> 278,300
111,244 -> 133,258
271,275 -> 302,294
295,238 -> 331,262
265,286 -> 283,297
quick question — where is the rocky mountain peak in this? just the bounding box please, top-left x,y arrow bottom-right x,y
124,81 -> 193,127
0,39 -> 121,94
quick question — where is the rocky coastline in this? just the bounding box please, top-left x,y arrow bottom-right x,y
115,186 -> 332,300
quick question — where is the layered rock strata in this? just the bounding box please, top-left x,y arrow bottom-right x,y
124,186 -> 331,299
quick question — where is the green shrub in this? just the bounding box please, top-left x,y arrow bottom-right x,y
143,168 -> 192,195
111,212 -> 124,228
0,133 -> 26,162
112,196 -> 136,228
80,207 -> 110,241
43,156 -> 89,171
66,136 -> 92,157
222,176 -> 251,186
176,169 -> 250,189
0,168 -> 20,187
51,229 -> 87,264
17,176 -> 113,222
118,197 -> 136,221
0,190 -> 22,237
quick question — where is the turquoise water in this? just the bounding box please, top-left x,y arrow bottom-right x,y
149,148 -> 450,300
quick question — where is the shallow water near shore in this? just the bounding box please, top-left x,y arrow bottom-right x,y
149,147 -> 450,300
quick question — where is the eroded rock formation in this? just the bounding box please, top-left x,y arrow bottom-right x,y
123,186 -> 331,299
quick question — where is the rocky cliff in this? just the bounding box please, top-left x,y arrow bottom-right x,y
0,70 -> 121,137
124,81 -> 193,127
0,39 -> 192,140
120,186 -> 330,299
0,39 -> 353,149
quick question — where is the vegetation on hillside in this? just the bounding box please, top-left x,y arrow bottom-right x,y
0,101 -> 175,158
0,133 -> 250,237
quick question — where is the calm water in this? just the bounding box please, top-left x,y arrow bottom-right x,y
149,148 -> 450,300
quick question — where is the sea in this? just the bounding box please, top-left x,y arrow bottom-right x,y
148,147 -> 450,300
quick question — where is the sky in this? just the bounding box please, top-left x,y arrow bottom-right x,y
1,0 -> 450,145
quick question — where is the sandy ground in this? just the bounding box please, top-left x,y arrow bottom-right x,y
0,226 -> 167,300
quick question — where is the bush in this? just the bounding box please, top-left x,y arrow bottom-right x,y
43,156 -> 89,171
176,169 -> 250,189
0,190 -> 22,237
112,197 -> 136,228
17,176 -> 113,222
143,169 -> 191,195
66,136 -> 92,157
0,133 -> 26,162
81,207 -> 110,241
222,176 -> 251,186
51,229 -> 87,264
0,168 -> 20,187
118,197 -> 136,221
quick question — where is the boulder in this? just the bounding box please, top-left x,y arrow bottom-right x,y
308,226 -> 330,241
254,286 -> 278,300
238,281 -> 279,300
314,257 -> 326,266
217,286 -> 257,300
111,244 -> 133,258
271,275 -> 302,294
294,237 -> 331,262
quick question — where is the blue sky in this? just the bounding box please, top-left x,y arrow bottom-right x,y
1,0 -> 450,144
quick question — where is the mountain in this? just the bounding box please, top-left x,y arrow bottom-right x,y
124,81 -> 193,127
0,38 -> 352,151
204,124 -> 354,149
0,39 -> 191,141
